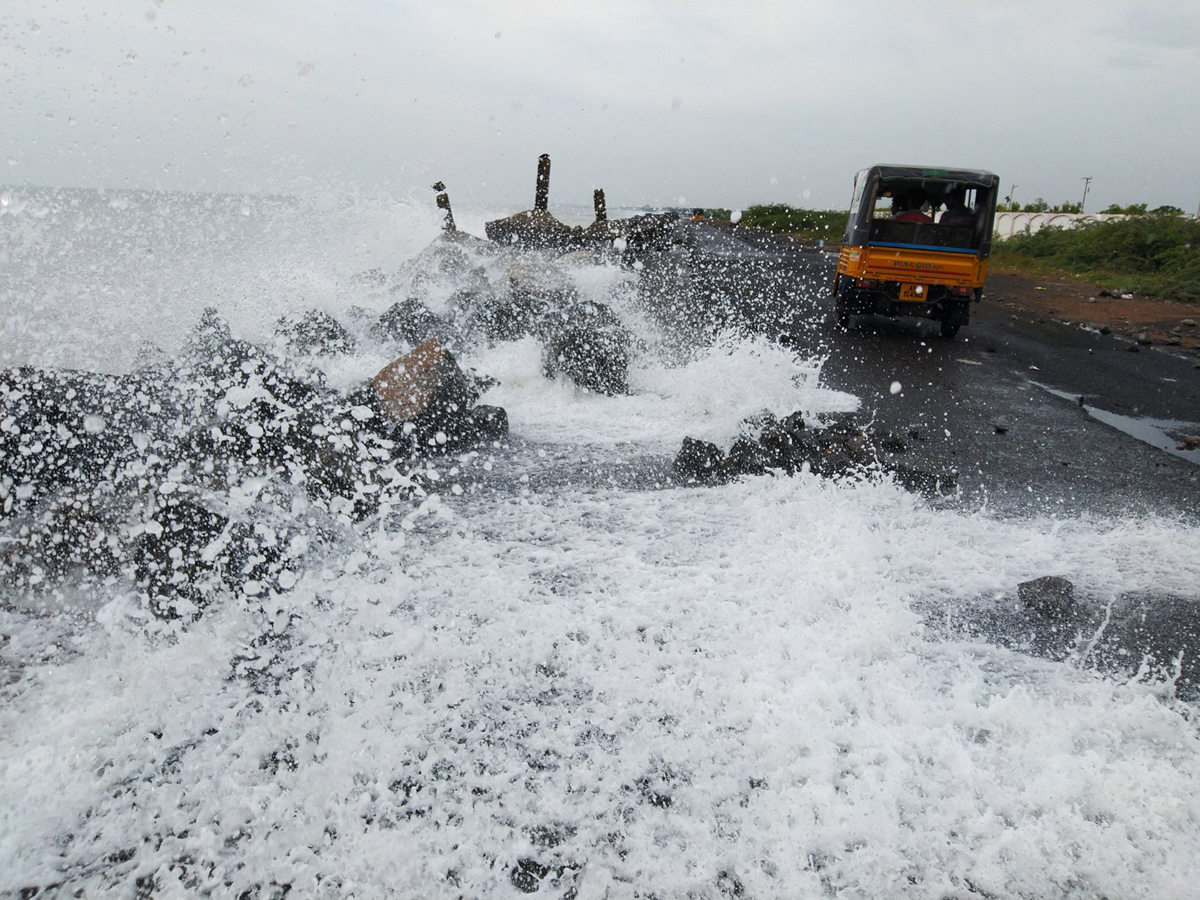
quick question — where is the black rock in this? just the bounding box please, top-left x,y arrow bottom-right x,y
725,436 -> 771,477
181,307 -> 266,378
372,297 -> 449,346
465,291 -> 549,343
946,588 -> 1200,700
134,498 -> 230,619
510,859 -> 551,894
757,424 -> 804,471
541,302 -> 632,395
463,404 -> 509,446
275,310 -> 357,355
781,411 -> 807,437
0,366 -> 163,511
871,428 -> 908,453
583,211 -> 678,256
674,437 -> 725,482
369,339 -> 509,456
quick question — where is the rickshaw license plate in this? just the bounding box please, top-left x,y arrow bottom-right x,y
900,283 -> 928,301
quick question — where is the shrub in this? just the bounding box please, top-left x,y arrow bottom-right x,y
737,204 -> 846,241
996,215 -> 1200,303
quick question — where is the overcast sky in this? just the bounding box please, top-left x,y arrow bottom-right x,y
3,1 -> 1198,213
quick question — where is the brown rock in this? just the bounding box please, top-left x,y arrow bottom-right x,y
372,337 -> 476,422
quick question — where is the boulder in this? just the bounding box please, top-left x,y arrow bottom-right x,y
731,411 -> 809,474
134,498 -> 231,620
581,211 -> 677,255
372,297 -> 450,346
373,337 -> 478,422
541,301 -> 632,395
464,405 -> 509,447
133,497 -> 303,621
465,291 -> 549,343
506,261 -> 575,299
941,588 -> 1200,700
669,410 -> 959,491
369,338 -> 506,452
808,414 -> 878,475
1,308 -> 460,619
275,310 -> 357,356
179,307 -> 267,380
1085,593 -> 1200,697
724,436 -> 772,477
673,437 -> 725,483
0,494 -> 123,584
0,365 -> 162,511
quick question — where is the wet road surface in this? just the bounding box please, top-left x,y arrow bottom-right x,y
676,221 -> 1200,518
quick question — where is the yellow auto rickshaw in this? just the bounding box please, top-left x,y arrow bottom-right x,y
832,165 -> 1000,338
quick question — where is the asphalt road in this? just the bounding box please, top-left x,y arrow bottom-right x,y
673,221 -> 1200,519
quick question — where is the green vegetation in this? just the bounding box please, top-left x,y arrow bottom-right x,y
994,212 -> 1200,304
997,200 -> 1187,216
729,204 -> 847,242
1100,203 -> 1185,216
998,199 -> 1081,213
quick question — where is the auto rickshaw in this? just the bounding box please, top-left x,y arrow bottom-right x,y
832,165 -> 1000,338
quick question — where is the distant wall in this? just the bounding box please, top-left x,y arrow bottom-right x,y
993,211 -> 1128,238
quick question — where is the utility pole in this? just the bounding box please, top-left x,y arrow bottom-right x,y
1006,183 -> 1018,210
1080,176 -> 1092,213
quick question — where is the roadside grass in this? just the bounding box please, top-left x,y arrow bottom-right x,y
993,215 -> 1200,305
705,204 -> 847,244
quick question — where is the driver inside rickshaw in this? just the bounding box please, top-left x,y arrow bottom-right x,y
938,189 -> 975,227
891,193 -> 933,224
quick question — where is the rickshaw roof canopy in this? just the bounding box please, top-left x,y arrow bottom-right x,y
864,165 -> 998,188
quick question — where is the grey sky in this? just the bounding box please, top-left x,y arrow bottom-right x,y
3,0 -> 1198,212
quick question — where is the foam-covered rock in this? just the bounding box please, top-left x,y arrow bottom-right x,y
275,309 -> 357,356
541,301 -> 632,395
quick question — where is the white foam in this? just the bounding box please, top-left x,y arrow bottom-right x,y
475,333 -> 857,449
3,192 -> 1199,897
